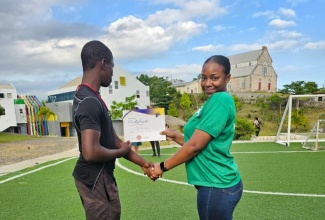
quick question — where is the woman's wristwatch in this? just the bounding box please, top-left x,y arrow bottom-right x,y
160,161 -> 168,172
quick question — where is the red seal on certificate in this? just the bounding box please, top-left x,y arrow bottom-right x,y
136,135 -> 142,140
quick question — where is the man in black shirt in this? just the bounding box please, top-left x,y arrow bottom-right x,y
73,40 -> 154,219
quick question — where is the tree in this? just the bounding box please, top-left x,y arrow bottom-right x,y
267,94 -> 283,111
110,95 -> 138,120
137,74 -> 178,110
233,95 -> 243,111
291,109 -> 308,132
304,81 -> 319,94
234,118 -> 255,140
256,96 -> 268,117
167,101 -> 178,117
279,81 -> 319,94
189,93 -> 201,110
38,106 -> 55,120
180,93 -> 191,109
37,102 -> 55,136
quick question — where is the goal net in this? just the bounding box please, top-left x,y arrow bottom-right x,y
275,94 -> 325,147
302,119 -> 325,151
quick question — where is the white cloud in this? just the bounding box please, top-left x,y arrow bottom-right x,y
142,64 -> 202,81
228,43 -> 262,52
279,8 -> 296,18
267,40 -> 299,50
182,0 -> 227,19
214,25 -> 226,32
103,16 -> 205,61
304,41 -> 325,49
252,10 -> 278,19
269,19 -> 296,28
277,30 -> 302,38
192,44 -> 224,52
146,9 -> 183,26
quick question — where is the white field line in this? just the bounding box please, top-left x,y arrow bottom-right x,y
2,151 -> 325,198
0,157 -> 76,184
115,158 -> 325,198
140,150 -> 324,156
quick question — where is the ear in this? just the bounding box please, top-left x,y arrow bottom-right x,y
101,59 -> 106,69
226,74 -> 231,82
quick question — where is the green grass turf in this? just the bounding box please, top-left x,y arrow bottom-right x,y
0,132 -> 40,143
0,142 -> 324,219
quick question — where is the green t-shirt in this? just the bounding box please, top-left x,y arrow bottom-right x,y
184,92 -> 241,188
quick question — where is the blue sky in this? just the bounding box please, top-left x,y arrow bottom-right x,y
0,0 -> 324,100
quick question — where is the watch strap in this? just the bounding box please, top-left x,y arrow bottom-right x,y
160,161 -> 168,172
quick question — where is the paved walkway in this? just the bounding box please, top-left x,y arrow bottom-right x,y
0,136 -> 280,176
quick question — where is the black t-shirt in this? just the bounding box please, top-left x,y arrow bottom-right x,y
72,85 -> 116,187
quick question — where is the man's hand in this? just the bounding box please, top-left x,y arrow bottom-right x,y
148,162 -> 163,180
141,161 -> 159,181
119,141 -> 131,157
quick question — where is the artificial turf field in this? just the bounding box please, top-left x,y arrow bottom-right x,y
0,142 -> 324,219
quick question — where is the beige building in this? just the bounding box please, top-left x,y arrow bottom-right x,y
173,46 -> 277,94
172,80 -> 202,94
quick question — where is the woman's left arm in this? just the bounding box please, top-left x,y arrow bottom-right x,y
163,129 -> 211,170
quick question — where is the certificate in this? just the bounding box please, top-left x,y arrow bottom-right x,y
122,108 -> 166,142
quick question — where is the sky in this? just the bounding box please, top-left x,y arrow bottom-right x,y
0,0 -> 325,101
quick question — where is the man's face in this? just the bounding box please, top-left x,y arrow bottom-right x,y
101,58 -> 114,87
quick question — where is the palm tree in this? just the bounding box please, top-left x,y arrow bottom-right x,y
37,102 -> 55,135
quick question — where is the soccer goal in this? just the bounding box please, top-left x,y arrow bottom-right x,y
275,94 -> 324,147
302,119 -> 325,150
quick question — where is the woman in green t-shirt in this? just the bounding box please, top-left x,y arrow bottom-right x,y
152,55 -> 243,220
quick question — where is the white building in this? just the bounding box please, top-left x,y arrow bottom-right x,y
46,66 -> 150,137
47,66 -> 150,109
0,84 -> 27,133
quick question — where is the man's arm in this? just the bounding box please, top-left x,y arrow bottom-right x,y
81,129 -> 131,162
113,131 -> 154,176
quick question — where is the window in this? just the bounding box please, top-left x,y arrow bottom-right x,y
19,109 -> 23,113
114,81 -> 118,89
109,85 -> 113,94
0,93 -> 4,98
47,91 -> 75,103
7,93 -> 12,98
136,90 -> 140,98
146,91 -> 149,97
262,62 -> 268,75
119,77 -> 126,86
187,87 -> 189,93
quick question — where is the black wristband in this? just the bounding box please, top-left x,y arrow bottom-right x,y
160,161 -> 168,172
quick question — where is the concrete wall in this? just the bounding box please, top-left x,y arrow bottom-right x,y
0,87 -> 17,132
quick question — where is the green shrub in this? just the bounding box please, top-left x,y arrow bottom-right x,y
234,118 -> 255,140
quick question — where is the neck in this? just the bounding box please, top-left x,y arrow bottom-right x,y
81,73 -> 101,92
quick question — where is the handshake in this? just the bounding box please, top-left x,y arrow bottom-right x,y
142,161 -> 168,181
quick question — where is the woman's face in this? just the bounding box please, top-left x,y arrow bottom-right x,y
200,62 -> 230,97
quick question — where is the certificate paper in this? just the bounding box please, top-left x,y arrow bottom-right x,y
122,108 -> 166,142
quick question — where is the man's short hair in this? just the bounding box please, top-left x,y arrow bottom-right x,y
81,40 -> 113,71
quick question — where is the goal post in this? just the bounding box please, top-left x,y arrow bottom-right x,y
275,94 -> 324,147
302,119 -> 325,151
